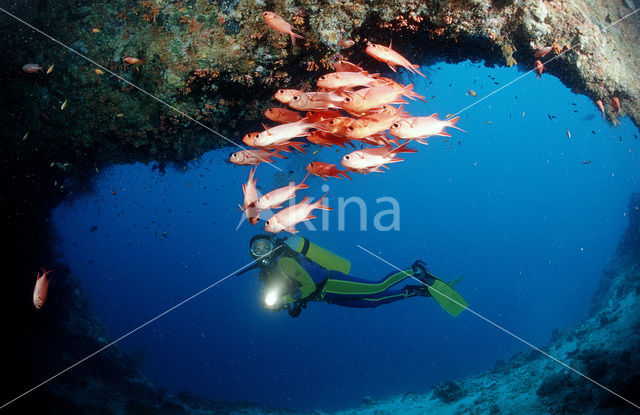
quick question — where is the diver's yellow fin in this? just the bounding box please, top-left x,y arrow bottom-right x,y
427,279 -> 468,317
447,275 -> 464,287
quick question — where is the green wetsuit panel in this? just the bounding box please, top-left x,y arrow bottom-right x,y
322,269 -> 413,296
278,257 -> 317,304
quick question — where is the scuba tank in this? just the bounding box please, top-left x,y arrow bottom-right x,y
284,236 -> 351,274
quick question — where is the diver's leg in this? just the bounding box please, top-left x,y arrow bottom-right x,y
323,288 -> 416,308
322,269 -> 415,297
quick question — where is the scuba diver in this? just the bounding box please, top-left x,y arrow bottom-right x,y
239,234 -> 469,318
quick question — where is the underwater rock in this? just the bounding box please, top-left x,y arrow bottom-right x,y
361,395 -> 377,406
432,380 -> 466,404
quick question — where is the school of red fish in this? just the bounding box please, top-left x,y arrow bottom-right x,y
231,12 -> 468,235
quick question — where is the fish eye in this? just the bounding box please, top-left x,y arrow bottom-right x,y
319,75 -> 326,80
348,126 -> 354,131
344,97 -> 351,102
344,155 -> 350,160
329,120 -> 336,125
392,123 -> 399,128
309,162 -> 314,166
277,90 -> 284,94
293,95 -> 300,101
265,220 -> 270,225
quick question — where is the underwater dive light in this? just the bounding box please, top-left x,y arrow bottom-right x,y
264,288 -> 280,308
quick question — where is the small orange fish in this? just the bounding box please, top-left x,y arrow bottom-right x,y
124,57 -> 141,64
534,46 -> 553,58
306,161 -> 351,180
596,99 -> 605,118
33,268 -> 53,310
388,114 -> 465,143
95,69 -> 104,75
306,130 -> 353,148
288,91 -> 345,111
22,64 -> 43,73
534,60 -> 545,79
468,89 -> 477,97
229,149 -> 287,165
340,39 -> 355,49
250,173 -> 309,210
333,60 -> 364,72
341,85 -> 416,115
92,28 -> 100,33
265,107 -> 303,123
262,12 -> 303,45
242,166 -> 260,225
341,141 -> 417,174
253,119 -> 316,147
316,71 -> 380,90
611,97 -> 621,115
365,41 -> 426,78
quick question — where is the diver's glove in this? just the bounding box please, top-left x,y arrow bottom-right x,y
290,288 -> 302,302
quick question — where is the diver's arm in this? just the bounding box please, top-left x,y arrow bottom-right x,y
277,257 -> 317,303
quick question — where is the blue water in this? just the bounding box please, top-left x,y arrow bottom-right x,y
52,61 -> 639,411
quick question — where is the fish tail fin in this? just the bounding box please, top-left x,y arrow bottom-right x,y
392,140 -> 418,154
271,150 -> 288,159
289,141 -> 307,153
314,193 -> 332,210
298,172 -> 310,189
411,65 -> 427,78
339,170 -> 352,180
446,116 -> 466,133
290,32 -> 304,45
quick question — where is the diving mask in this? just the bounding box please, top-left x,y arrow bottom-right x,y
250,234 -> 277,264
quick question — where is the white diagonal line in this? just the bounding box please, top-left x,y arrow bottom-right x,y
357,244 -> 640,411
0,247 -> 279,410
0,7 -> 282,171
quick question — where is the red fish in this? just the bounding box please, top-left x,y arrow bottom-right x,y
306,130 -> 353,148
124,57 -> 141,64
263,12 -> 303,45
535,60 -> 545,79
316,71 -> 381,90
265,107 -> 303,123
534,46 -> 553,58
264,194 -> 331,234
288,91 -> 346,111
341,141 -> 417,174
253,119 -> 316,147
596,99 -> 605,119
611,97 -> 621,115
242,132 -> 306,153
22,64 -> 43,73
388,114 -> 464,143
229,149 -> 286,165
333,60 -> 364,72
365,41 -> 426,77
241,167 -> 260,224
251,173 -> 309,210
306,161 -> 351,180
33,268 -> 53,309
